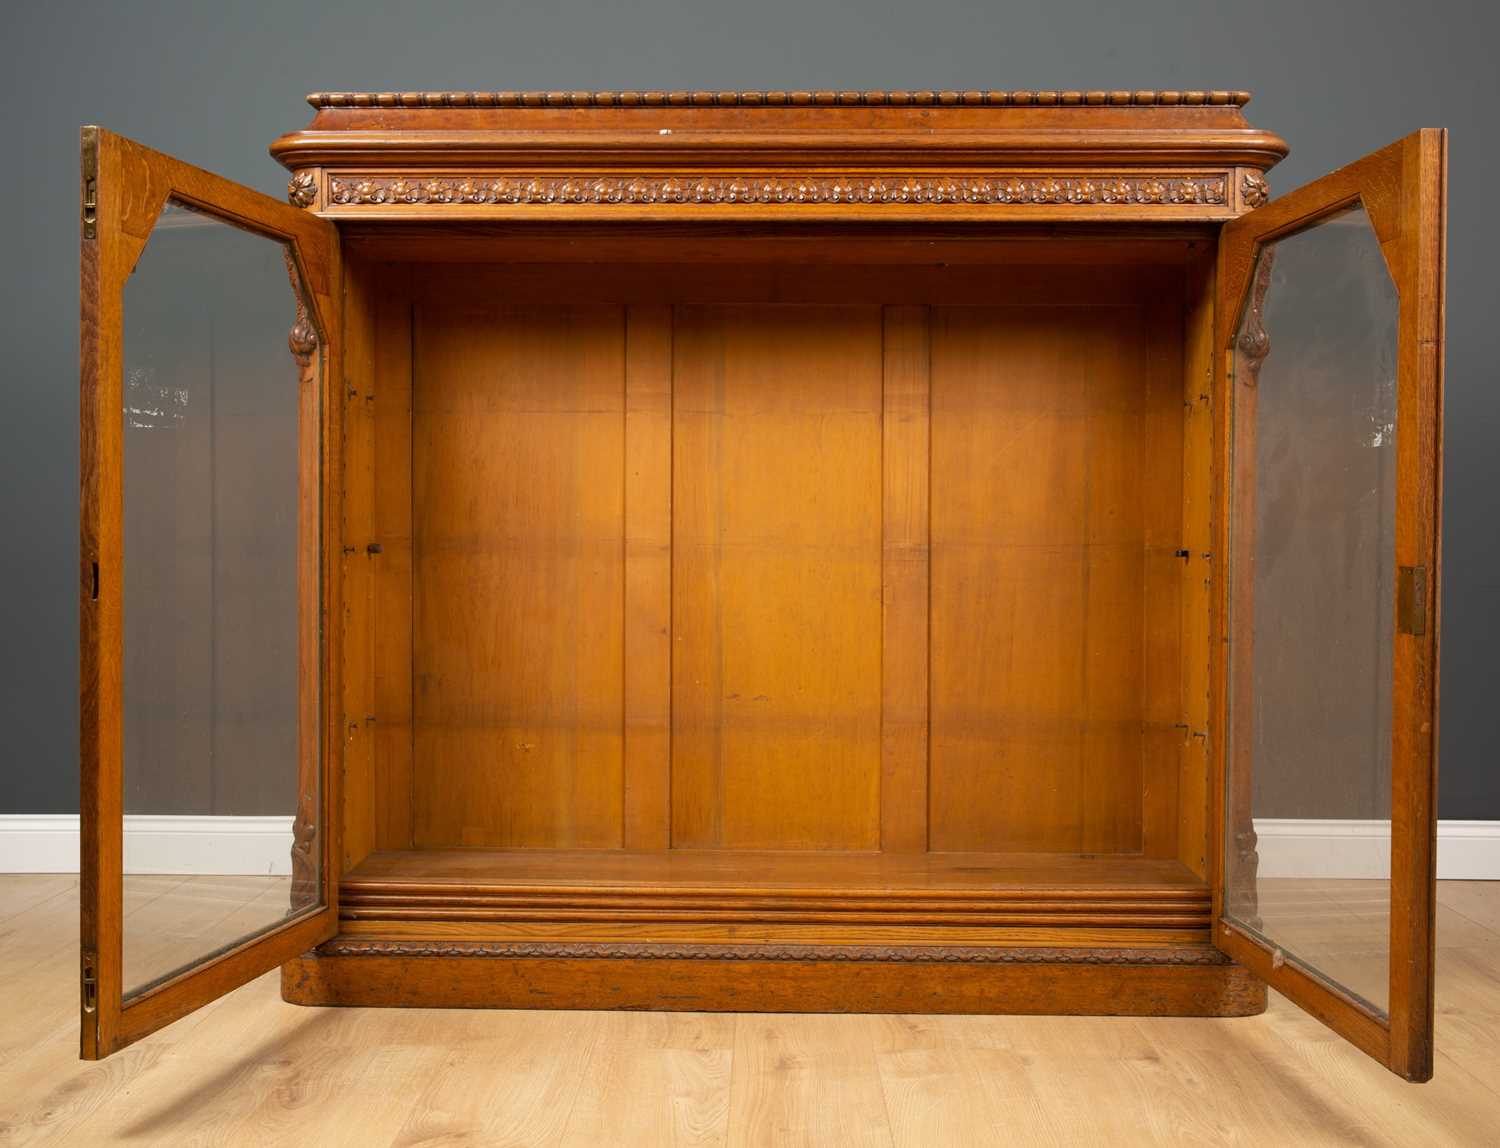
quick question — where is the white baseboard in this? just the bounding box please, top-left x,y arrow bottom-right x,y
1255,819 -> 1500,881
0,814 -> 295,876
1,814 -> 1495,880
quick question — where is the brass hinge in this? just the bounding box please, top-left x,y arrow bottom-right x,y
81,127 -> 98,240
1398,565 -> 1428,636
81,951 -> 98,1013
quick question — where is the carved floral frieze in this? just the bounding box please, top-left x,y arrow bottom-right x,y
323,173 -> 1229,209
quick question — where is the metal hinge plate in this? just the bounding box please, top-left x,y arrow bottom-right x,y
81,950 -> 98,1013
81,127 -> 98,240
1398,565 -> 1428,636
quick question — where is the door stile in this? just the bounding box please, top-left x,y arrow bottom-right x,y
1385,127 -> 1445,1081
79,123 -> 122,1060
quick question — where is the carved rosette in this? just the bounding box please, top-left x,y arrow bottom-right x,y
1241,171 -> 1270,208
287,170 -> 318,208
326,173 -> 1228,208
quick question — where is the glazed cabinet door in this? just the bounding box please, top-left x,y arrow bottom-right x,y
79,128 -> 342,1058
1214,130 -> 1445,1080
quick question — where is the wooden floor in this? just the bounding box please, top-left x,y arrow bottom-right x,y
1,876 -> 1497,1146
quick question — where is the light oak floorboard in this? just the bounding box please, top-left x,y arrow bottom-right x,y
0,877 -> 1495,1146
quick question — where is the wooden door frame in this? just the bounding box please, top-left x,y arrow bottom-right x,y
79,127 -> 344,1059
1208,129 -> 1445,1081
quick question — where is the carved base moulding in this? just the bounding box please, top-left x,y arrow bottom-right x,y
314,940 -> 1233,964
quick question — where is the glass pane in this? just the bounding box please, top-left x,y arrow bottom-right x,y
1225,203 -> 1398,1015
121,199 -> 321,998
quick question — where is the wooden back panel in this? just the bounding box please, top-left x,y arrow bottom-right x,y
929,304 -> 1184,853
360,249 -> 1199,855
412,304 -> 627,848
671,305 -> 884,849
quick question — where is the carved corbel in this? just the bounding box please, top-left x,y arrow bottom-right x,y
1235,247 -> 1276,387
283,250 -> 319,366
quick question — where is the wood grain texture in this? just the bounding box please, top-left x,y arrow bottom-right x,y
283,950 -> 1263,1018
342,847 -> 1211,887
880,306 -> 931,852
1140,302 -> 1186,859
622,306 -> 674,850
314,941 -> 1234,963
365,254 -> 1204,870
344,227 -> 1220,267
336,923 -> 1212,950
1387,126 -> 1445,1085
407,258 -> 1190,307
338,256 -> 376,872
927,301 -> 1178,854
334,850 -> 1211,932
671,305 -> 883,850
412,303 -> 627,849
1177,244 -> 1216,879
370,267 -> 415,851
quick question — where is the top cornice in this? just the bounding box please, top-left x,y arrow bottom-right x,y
275,88 -> 1287,217
307,89 -> 1254,110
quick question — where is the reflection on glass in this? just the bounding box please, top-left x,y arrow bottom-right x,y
1226,204 -> 1398,1016
122,199 -> 320,998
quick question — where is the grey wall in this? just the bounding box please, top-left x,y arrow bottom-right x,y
3,0 -> 1495,817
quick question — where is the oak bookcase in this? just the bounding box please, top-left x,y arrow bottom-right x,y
78,91 -> 1445,1080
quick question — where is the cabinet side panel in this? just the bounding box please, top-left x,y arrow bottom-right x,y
340,256 -> 376,870
1178,246 -> 1217,878
880,306 -> 932,852
372,271 -> 414,850
412,302 -> 627,848
1141,300 -> 1187,858
622,306 -> 674,850
671,305 -> 883,849
929,306 -> 1148,853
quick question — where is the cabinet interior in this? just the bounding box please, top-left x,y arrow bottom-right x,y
336,227 -> 1220,932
